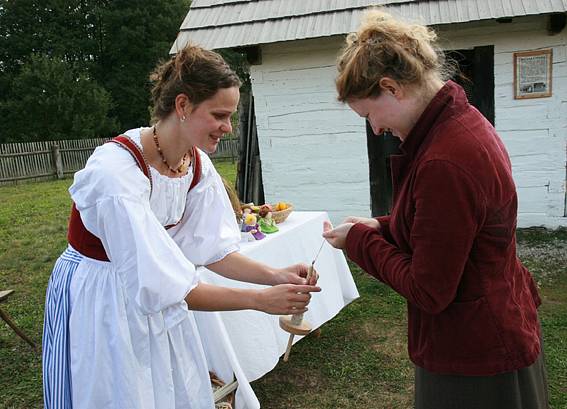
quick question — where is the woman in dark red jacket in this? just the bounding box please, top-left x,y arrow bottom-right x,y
323,9 -> 549,409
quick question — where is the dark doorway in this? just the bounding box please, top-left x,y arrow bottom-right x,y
447,45 -> 495,124
367,45 -> 495,216
236,91 -> 265,205
367,125 -> 400,217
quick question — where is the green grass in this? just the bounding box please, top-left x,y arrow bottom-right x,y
0,179 -> 70,408
516,227 -> 567,408
253,268 -> 413,409
213,158 -> 237,187
0,168 -> 565,408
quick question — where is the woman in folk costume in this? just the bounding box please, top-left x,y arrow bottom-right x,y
323,9 -> 548,409
42,44 -> 320,409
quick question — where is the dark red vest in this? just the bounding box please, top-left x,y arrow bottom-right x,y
67,135 -> 201,261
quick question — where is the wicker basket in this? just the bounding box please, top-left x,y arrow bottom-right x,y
271,203 -> 293,224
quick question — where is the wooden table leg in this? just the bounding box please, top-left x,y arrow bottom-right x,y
0,306 -> 37,350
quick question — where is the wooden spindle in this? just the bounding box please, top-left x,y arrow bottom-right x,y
279,264 -> 315,362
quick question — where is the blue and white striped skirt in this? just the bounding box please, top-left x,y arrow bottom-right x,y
43,246 -> 83,409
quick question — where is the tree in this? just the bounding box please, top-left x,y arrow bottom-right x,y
89,0 -> 191,130
0,54 -> 117,142
0,0 -> 99,83
0,0 -> 191,141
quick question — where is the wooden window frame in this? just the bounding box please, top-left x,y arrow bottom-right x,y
514,49 -> 553,99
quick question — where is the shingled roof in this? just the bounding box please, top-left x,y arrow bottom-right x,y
172,0 -> 567,51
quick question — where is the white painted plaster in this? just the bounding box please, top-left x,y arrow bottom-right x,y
250,15 -> 566,227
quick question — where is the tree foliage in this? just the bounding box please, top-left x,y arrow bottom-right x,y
0,0 -> 191,142
0,54 -> 117,142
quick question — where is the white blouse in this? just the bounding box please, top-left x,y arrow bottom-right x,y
66,128 -> 241,408
71,127 -> 240,314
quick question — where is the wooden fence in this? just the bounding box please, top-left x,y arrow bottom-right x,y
0,137 -> 239,185
212,136 -> 239,162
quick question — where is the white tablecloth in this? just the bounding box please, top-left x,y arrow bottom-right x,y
193,211 -> 359,409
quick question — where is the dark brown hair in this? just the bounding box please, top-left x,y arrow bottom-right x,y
336,9 -> 451,102
150,44 -> 241,120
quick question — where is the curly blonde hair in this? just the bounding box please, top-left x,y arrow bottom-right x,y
336,9 -> 451,102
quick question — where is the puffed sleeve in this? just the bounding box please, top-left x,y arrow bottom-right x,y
70,143 -> 199,329
168,152 -> 240,266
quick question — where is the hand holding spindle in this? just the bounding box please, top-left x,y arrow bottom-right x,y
279,264 -> 316,361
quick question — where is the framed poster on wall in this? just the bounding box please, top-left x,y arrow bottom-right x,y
514,49 -> 553,99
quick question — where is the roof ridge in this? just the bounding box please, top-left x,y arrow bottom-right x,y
190,0 -> 415,12
191,0 -> 258,10
184,0 -> 417,30
174,0 -> 567,51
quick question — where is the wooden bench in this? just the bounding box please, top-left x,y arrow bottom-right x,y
0,290 -> 37,350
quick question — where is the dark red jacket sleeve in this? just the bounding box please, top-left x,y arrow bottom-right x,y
375,215 -> 392,243
346,160 -> 485,314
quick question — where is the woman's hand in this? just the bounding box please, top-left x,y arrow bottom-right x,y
343,216 -> 380,230
255,284 -> 322,315
273,263 -> 319,286
186,282 -> 320,314
322,220 -> 354,250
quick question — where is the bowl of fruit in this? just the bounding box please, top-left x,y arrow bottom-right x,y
271,202 -> 293,224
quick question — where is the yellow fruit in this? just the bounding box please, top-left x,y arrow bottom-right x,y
275,202 -> 287,211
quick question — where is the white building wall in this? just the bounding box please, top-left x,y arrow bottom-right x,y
250,37 -> 370,224
250,15 -> 566,227
438,15 -> 567,228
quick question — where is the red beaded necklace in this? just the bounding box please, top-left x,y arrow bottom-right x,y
152,125 -> 189,174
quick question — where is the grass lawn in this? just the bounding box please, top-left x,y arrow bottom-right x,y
0,163 -> 566,408
213,158 -> 237,186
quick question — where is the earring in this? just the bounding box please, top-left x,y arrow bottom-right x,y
180,115 -> 186,122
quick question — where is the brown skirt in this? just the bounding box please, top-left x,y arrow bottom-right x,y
414,352 -> 549,409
